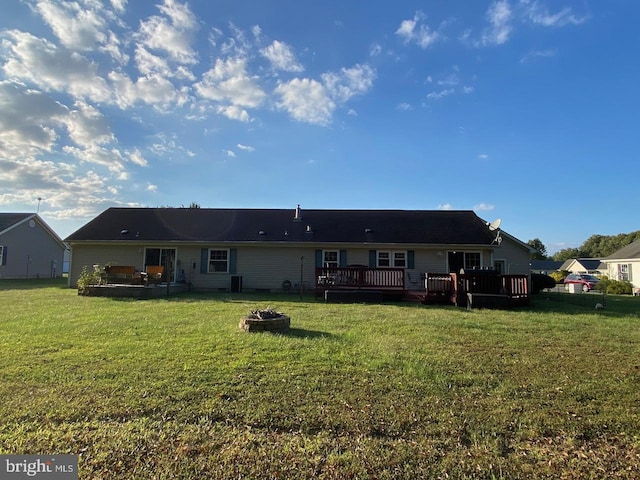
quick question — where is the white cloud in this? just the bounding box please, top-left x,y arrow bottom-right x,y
0,81 -> 68,157
260,40 -> 304,72
322,64 -> 376,103
426,88 -> 454,100
65,101 -> 114,148
194,57 -> 267,115
32,0 -> 109,51
474,203 -> 495,211
438,203 -> 454,210
147,183 -> 158,192
522,1 -> 588,27
128,148 -> 148,167
482,0 -> 513,46
396,11 -> 439,48
216,105 -> 250,122
275,78 -> 335,126
520,48 -> 557,63
2,30 -> 112,103
109,71 -> 188,110
137,0 -> 199,65
477,153 -> 489,160
223,149 -> 236,158
369,43 -> 382,57
237,144 -> 255,152
396,102 -> 412,111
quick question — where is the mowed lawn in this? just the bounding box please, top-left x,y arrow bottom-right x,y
1,280 -> 639,479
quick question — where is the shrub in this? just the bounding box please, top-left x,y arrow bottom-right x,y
531,273 -> 556,294
550,270 -> 569,284
76,265 -> 103,294
602,279 -> 633,295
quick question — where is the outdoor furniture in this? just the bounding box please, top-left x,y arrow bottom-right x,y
145,265 -> 164,285
104,265 -> 143,285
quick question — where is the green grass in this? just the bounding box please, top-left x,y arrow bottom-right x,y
1,279 -> 639,479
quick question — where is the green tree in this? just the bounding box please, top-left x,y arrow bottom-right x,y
552,248 -> 582,261
527,238 -> 548,260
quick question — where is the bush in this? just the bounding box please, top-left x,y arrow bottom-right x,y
531,273 -> 556,294
598,280 -> 633,295
76,265 -> 103,294
549,270 -> 569,284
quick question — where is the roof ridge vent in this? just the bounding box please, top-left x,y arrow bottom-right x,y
293,204 -> 302,222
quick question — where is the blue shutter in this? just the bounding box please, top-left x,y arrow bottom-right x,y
315,249 -> 322,268
229,248 -> 237,274
339,250 -> 347,267
408,250 -> 415,269
200,248 -> 208,273
369,250 -> 376,267
1,246 -> 6,265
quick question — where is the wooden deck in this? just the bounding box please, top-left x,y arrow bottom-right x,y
317,267 -> 530,307
424,271 -> 530,308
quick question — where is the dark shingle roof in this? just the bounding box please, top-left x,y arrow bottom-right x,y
0,213 -> 33,233
65,208 -> 498,245
530,260 -> 563,271
604,239 -> 640,260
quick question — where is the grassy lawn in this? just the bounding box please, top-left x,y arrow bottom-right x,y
1,279 -> 639,479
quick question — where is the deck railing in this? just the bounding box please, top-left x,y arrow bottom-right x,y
425,271 -> 530,306
315,266 -> 405,290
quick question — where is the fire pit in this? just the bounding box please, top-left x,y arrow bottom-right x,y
239,309 -> 290,333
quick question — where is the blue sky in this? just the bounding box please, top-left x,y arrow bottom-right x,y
1,0 -> 638,254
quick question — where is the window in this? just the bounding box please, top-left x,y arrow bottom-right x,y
377,251 -> 406,268
323,250 -> 339,268
208,249 -> 229,273
464,252 -> 481,269
619,264 -> 632,281
494,259 -> 505,274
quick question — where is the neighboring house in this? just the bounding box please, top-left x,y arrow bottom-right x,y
560,258 -> 606,276
0,213 -> 67,279
65,206 -> 532,291
602,239 -> 640,290
530,260 -> 564,275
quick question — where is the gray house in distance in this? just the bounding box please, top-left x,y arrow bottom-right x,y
65,206 -> 532,294
0,213 -> 67,279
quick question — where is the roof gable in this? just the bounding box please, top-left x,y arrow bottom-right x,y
0,213 -> 33,234
0,213 -> 66,248
604,239 -> 640,260
66,207 -> 502,246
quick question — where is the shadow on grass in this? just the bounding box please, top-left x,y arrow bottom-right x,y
0,278 -> 68,291
285,327 -> 332,339
528,292 -> 640,316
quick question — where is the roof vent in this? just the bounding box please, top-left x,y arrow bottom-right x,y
306,225 -> 313,233
294,204 -> 302,222
120,229 -> 129,235
365,228 -> 373,233
259,230 -> 266,235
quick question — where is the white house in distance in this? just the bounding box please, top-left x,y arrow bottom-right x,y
602,239 -> 640,292
0,213 -> 67,279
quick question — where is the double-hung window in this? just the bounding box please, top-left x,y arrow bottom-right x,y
377,251 -> 407,268
619,264 -> 631,281
464,252 -> 481,269
208,249 -> 229,273
323,250 -> 339,268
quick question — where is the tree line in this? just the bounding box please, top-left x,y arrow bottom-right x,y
528,230 -> 640,261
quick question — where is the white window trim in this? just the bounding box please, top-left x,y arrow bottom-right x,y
323,249 -> 339,268
464,252 -> 482,269
208,248 -> 230,274
377,250 -> 407,268
0,246 -> 3,265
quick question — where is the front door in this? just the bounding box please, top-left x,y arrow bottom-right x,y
144,248 -> 176,283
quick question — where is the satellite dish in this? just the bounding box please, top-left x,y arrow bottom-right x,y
488,218 -> 502,231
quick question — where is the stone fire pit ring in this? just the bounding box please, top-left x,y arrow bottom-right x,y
239,309 -> 290,333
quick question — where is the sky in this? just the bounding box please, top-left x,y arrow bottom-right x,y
1,0 -> 638,255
